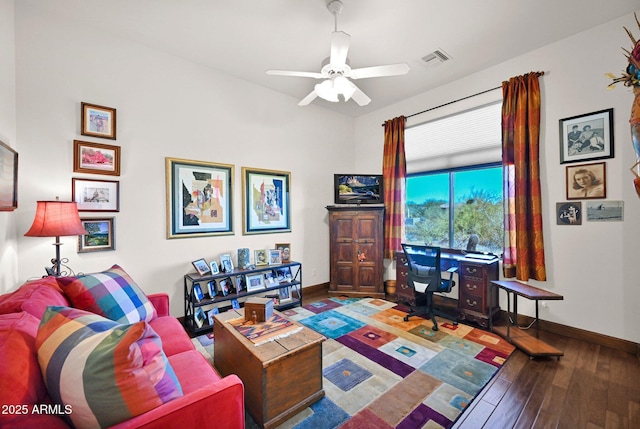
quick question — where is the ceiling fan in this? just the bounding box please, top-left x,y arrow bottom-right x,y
266,0 -> 410,106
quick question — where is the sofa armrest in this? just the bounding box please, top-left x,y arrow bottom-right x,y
110,374 -> 244,429
147,293 -> 170,317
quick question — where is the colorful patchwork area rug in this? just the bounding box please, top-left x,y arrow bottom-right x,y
192,297 -> 514,429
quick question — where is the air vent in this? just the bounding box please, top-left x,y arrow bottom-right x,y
420,49 -> 451,67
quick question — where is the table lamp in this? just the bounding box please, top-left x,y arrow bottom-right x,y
24,200 -> 87,276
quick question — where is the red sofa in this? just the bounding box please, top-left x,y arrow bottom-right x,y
0,276 -> 245,429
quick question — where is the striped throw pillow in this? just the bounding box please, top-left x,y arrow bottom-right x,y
57,265 -> 157,324
36,306 -> 183,429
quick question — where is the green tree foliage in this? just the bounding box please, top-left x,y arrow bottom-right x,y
405,188 -> 502,253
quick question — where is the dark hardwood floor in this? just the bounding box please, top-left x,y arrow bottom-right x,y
303,290 -> 640,429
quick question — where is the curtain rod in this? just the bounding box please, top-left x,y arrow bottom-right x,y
383,71 -> 545,126
381,86 -> 500,127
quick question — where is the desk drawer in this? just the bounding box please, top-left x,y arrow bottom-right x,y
460,279 -> 484,298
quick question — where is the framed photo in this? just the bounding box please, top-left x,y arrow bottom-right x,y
0,140 -> 18,211
275,267 -> 292,283
209,260 -> 219,275
207,281 -> 217,298
73,140 -> 120,176
566,162 -> 606,200
278,286 -> 292,304
254,249 -> 268,266
269,249 -> 282,265
208,308 -> 219,325
193,283 -> 205,302
237,248 -> 251,269
72,178 -> 120,212
81,102 -> 116,140
219,277 -> 233,296
191,258 -> 211,276
264,270 -> 277,286
586,200 -> 624,222
246,273 -> 265,292
194,307 -> 206,328
78,217 -> 115,252
559,108 -> 613,164
235,275 -> 246,292
231,299 -> 240,309
165,157 -> 234,238
242,167 -> 291,234
275,243 -> 290,263
556,202 -> 582,225
220,254 -> 234,273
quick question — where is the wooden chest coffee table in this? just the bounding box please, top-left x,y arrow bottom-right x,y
214,309 -> 325,429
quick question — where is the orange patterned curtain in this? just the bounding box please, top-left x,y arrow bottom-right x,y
382,116 -> 406,260
502,72 -> 547,281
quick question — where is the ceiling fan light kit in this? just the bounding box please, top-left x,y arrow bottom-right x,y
266,0 -> 410,107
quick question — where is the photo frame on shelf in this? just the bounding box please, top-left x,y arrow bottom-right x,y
269,249 -> 282,265
193,283 -> 204,302
209,260 -> 219,275
566,162 -> 606,200
276,266 -> 292,283
191,258 -> 211,276
72,178 -> 120,212
220,254 -> 234,273
237,248 -> 251,269
264,270 -> 277,286
73,140 -> 121,176
278,286 -> 292,304
218,277 -> 233,296
0,140 -> 18,212
207,280 -> 217,298
275,243 -> 290,263
194,307 -> 206,328
81,102 -> 116,140
254,249 -> 268,266
208,307 -> 219,325
242,167 -> 291,235
231,299 -> 240,309
235,275 -> 246,292
165,157 -> 234,239
559,108 -> 614,164
246,273 -> 265,292
78,217 -> 115,253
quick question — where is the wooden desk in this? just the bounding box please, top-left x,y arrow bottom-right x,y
490,280 -> 564,359
214,309 -> 326,429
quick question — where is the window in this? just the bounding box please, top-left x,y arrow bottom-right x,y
404,101 -> 503,254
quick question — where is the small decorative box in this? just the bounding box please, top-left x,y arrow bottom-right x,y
244,297 -> 274,322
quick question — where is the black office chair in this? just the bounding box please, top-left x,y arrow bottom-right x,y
401,243 -> 458,331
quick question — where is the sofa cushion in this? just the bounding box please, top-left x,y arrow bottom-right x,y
57,264 -> 157,324
0,312 -> 48,410
148,316 -> 195,356
0,277 -> 69,318
36,306 -> 183,429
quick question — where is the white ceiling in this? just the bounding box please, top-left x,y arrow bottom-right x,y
32,0 -> 640,117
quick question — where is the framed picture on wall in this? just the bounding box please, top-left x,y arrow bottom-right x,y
165,157 -> 234,238
72,178 -> 120,212
73,140 -> 121,176
78,217 -> 115,252
81,102 -> 117,140
242,167 -> 291,235
0,140 -> 18,211
559,108 -> 613,164
566,162 -> 606,200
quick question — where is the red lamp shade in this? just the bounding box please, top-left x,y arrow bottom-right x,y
24,201 -> 87,237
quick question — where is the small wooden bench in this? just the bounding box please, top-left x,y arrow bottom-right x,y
490,280 -> 564,359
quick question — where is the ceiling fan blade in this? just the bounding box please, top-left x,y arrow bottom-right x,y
350,84 -> 371,106
266,70 -> 325,79
330,31 -> 350,67
298,90 -> 318,106
349,63 -> 410,79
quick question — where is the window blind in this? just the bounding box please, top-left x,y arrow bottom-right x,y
405,101 -> 502,174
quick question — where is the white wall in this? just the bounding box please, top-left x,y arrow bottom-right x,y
355,12 -> 640,343
13,3 -> 354,315
0,0 -> 19,292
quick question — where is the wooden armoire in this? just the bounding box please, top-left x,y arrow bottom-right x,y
327,206 -> 385,298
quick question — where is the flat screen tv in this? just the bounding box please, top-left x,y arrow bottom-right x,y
334,174 -> 384,205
